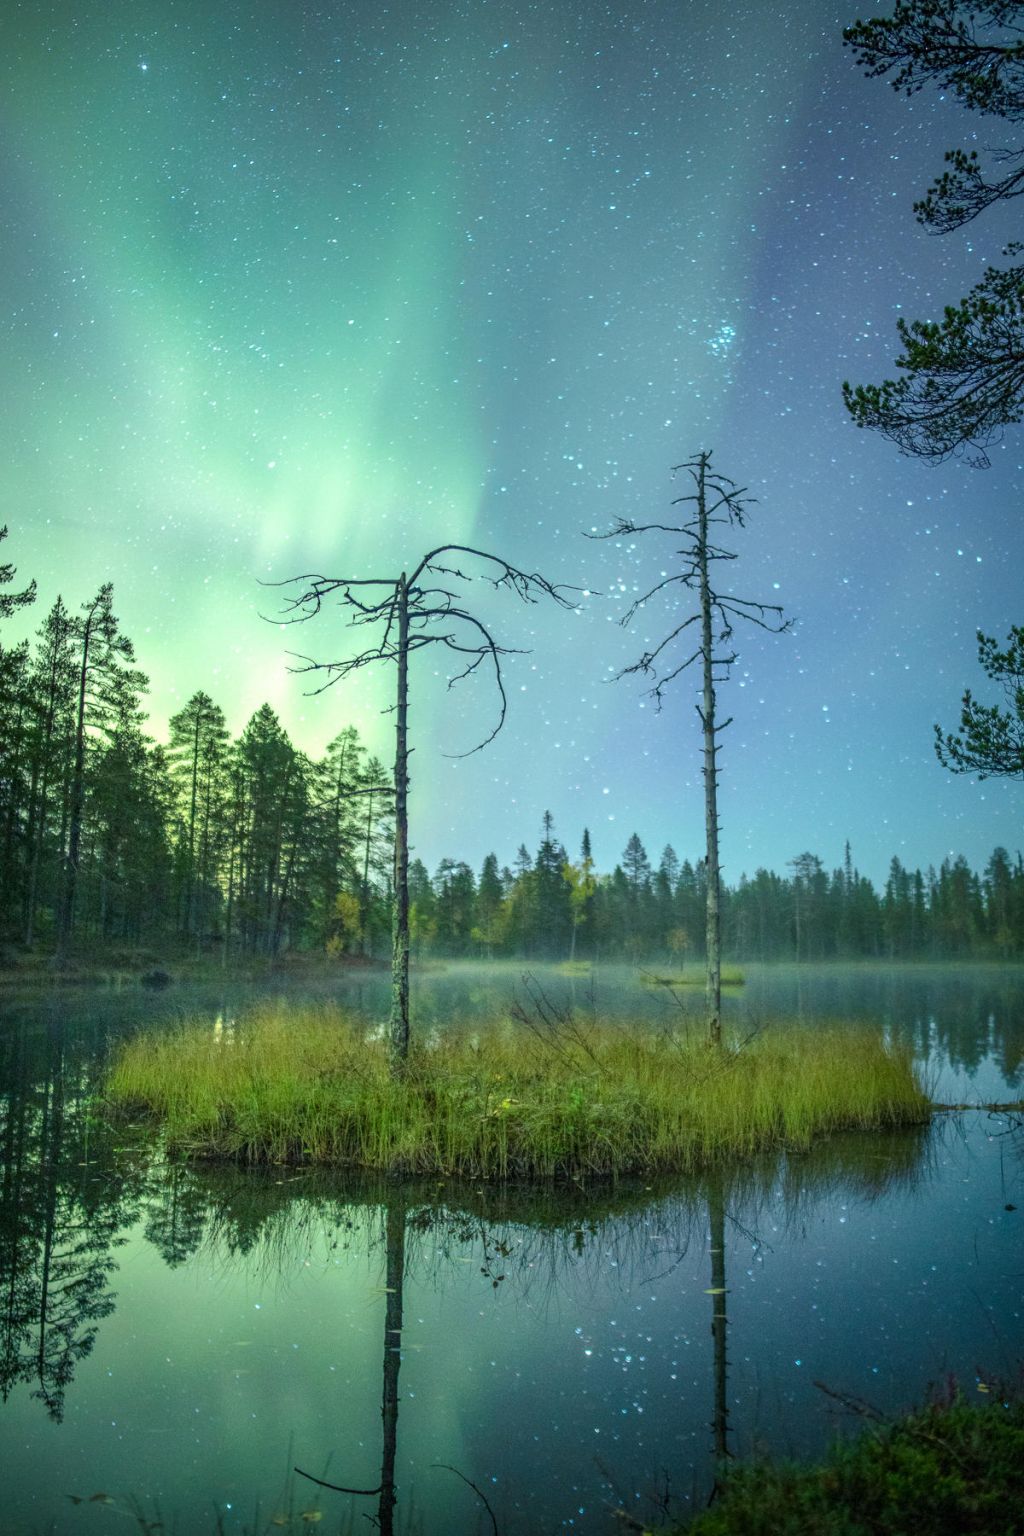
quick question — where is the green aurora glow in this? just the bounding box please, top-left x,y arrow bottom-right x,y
3,0 -> 1022,879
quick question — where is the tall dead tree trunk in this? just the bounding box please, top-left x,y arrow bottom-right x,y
695,455 -> 723,1043
591,451 -> 789,1047
279,544 -> 575,1078
389,574 -> 411,1070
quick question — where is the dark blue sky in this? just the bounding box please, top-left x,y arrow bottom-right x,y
3,0 -> 1021,883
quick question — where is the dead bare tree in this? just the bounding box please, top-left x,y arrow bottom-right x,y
591,451 -> 790,1044
277,545 -> 577,1072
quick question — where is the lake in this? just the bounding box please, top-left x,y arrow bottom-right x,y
1,963 -> 1021,1534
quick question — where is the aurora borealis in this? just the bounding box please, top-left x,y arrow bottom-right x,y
2,0 -> 1021,883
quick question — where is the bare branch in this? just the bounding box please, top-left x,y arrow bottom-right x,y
430,1465 -> 499,1536
618,620 -> 702,677
412,543 -> 582,608
587,518 -> 693,540
621,575 -> 696,625
294,1467 -> 381,1496
276,543 -> 574,768
637,645 -> 703,697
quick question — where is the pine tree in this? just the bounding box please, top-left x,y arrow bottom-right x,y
843,4 -> 1024,463
56,586 -> 147,963
534,810 -> 571,957
562,828 -> 598,961
22,601 -> 76,948
167,692 -> 230,944
0,529 -> 38,938
473,852 -> 505,956
935,627 -> 1024,779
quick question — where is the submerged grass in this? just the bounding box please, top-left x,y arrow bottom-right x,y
105,1001 -> 929,1178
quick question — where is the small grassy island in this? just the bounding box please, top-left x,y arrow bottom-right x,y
105,1001 -> 929,1177
641,965 -> 746,988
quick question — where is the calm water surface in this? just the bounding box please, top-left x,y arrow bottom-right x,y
1,964 -> 1021,1534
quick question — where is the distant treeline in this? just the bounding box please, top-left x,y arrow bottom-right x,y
409,826 -> 1024,964
0,561 -> 1020,965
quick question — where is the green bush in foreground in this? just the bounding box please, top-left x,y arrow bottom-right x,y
105,1002 -> 928,1177
674,1386 -> 1024,1536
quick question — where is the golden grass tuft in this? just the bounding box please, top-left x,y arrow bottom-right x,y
105,1001 -> 929,1179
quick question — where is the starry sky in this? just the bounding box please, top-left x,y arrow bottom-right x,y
2,0 -> 1021,886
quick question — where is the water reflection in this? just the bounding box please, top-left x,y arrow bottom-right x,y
0,1103 -> 935,1505
4,959 -> 1022,1096
708,1173 -> 729,1464
0,1017 -> 146,1421
82,958 -> 1023,1099
86,1136 -> 938,1531
379,1196 -> 404,1534
1,969 -> 1022,1533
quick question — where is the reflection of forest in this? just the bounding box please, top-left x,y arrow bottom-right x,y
767,965 -> 1024,1085
0,1017 -> 147,1420
0,995 -> 936,1532
885,973 -> 1024,1084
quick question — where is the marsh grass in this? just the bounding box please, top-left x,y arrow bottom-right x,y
105,1001 -> 928,1178
675,1383 -> 1024,1536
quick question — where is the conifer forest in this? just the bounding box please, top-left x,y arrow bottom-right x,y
1,555 -> 1019,969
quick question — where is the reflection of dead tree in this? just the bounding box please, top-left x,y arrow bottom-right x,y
431,1464 -> 500,1536
295,1194 -> 503,1534
378,1196 -> 404,1535
295,1195 -> 407,1532
707,1173 -> 731,1463
277,547 -> 577,1074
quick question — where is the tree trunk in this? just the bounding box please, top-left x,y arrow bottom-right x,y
326,738 -> 350,938
35,1029 -> 65,1401
195,765 -> 214,958
272,795 -> 301,957
56,603 -> 96,964
361,787 -> 375,957
377,1197 -> 405,1536
697,456 -> 722,1045
389,575 -> 411,1070
708,1174 -> 730,1461
183,709 -> 201,939
2,696 -> 28,924
222,841 -> 235,970
24,714 -> 56,950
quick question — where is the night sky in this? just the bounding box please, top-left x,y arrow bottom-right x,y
3,0 -> 1021,886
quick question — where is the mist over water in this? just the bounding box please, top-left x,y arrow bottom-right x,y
172,958 -> 1023,1101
